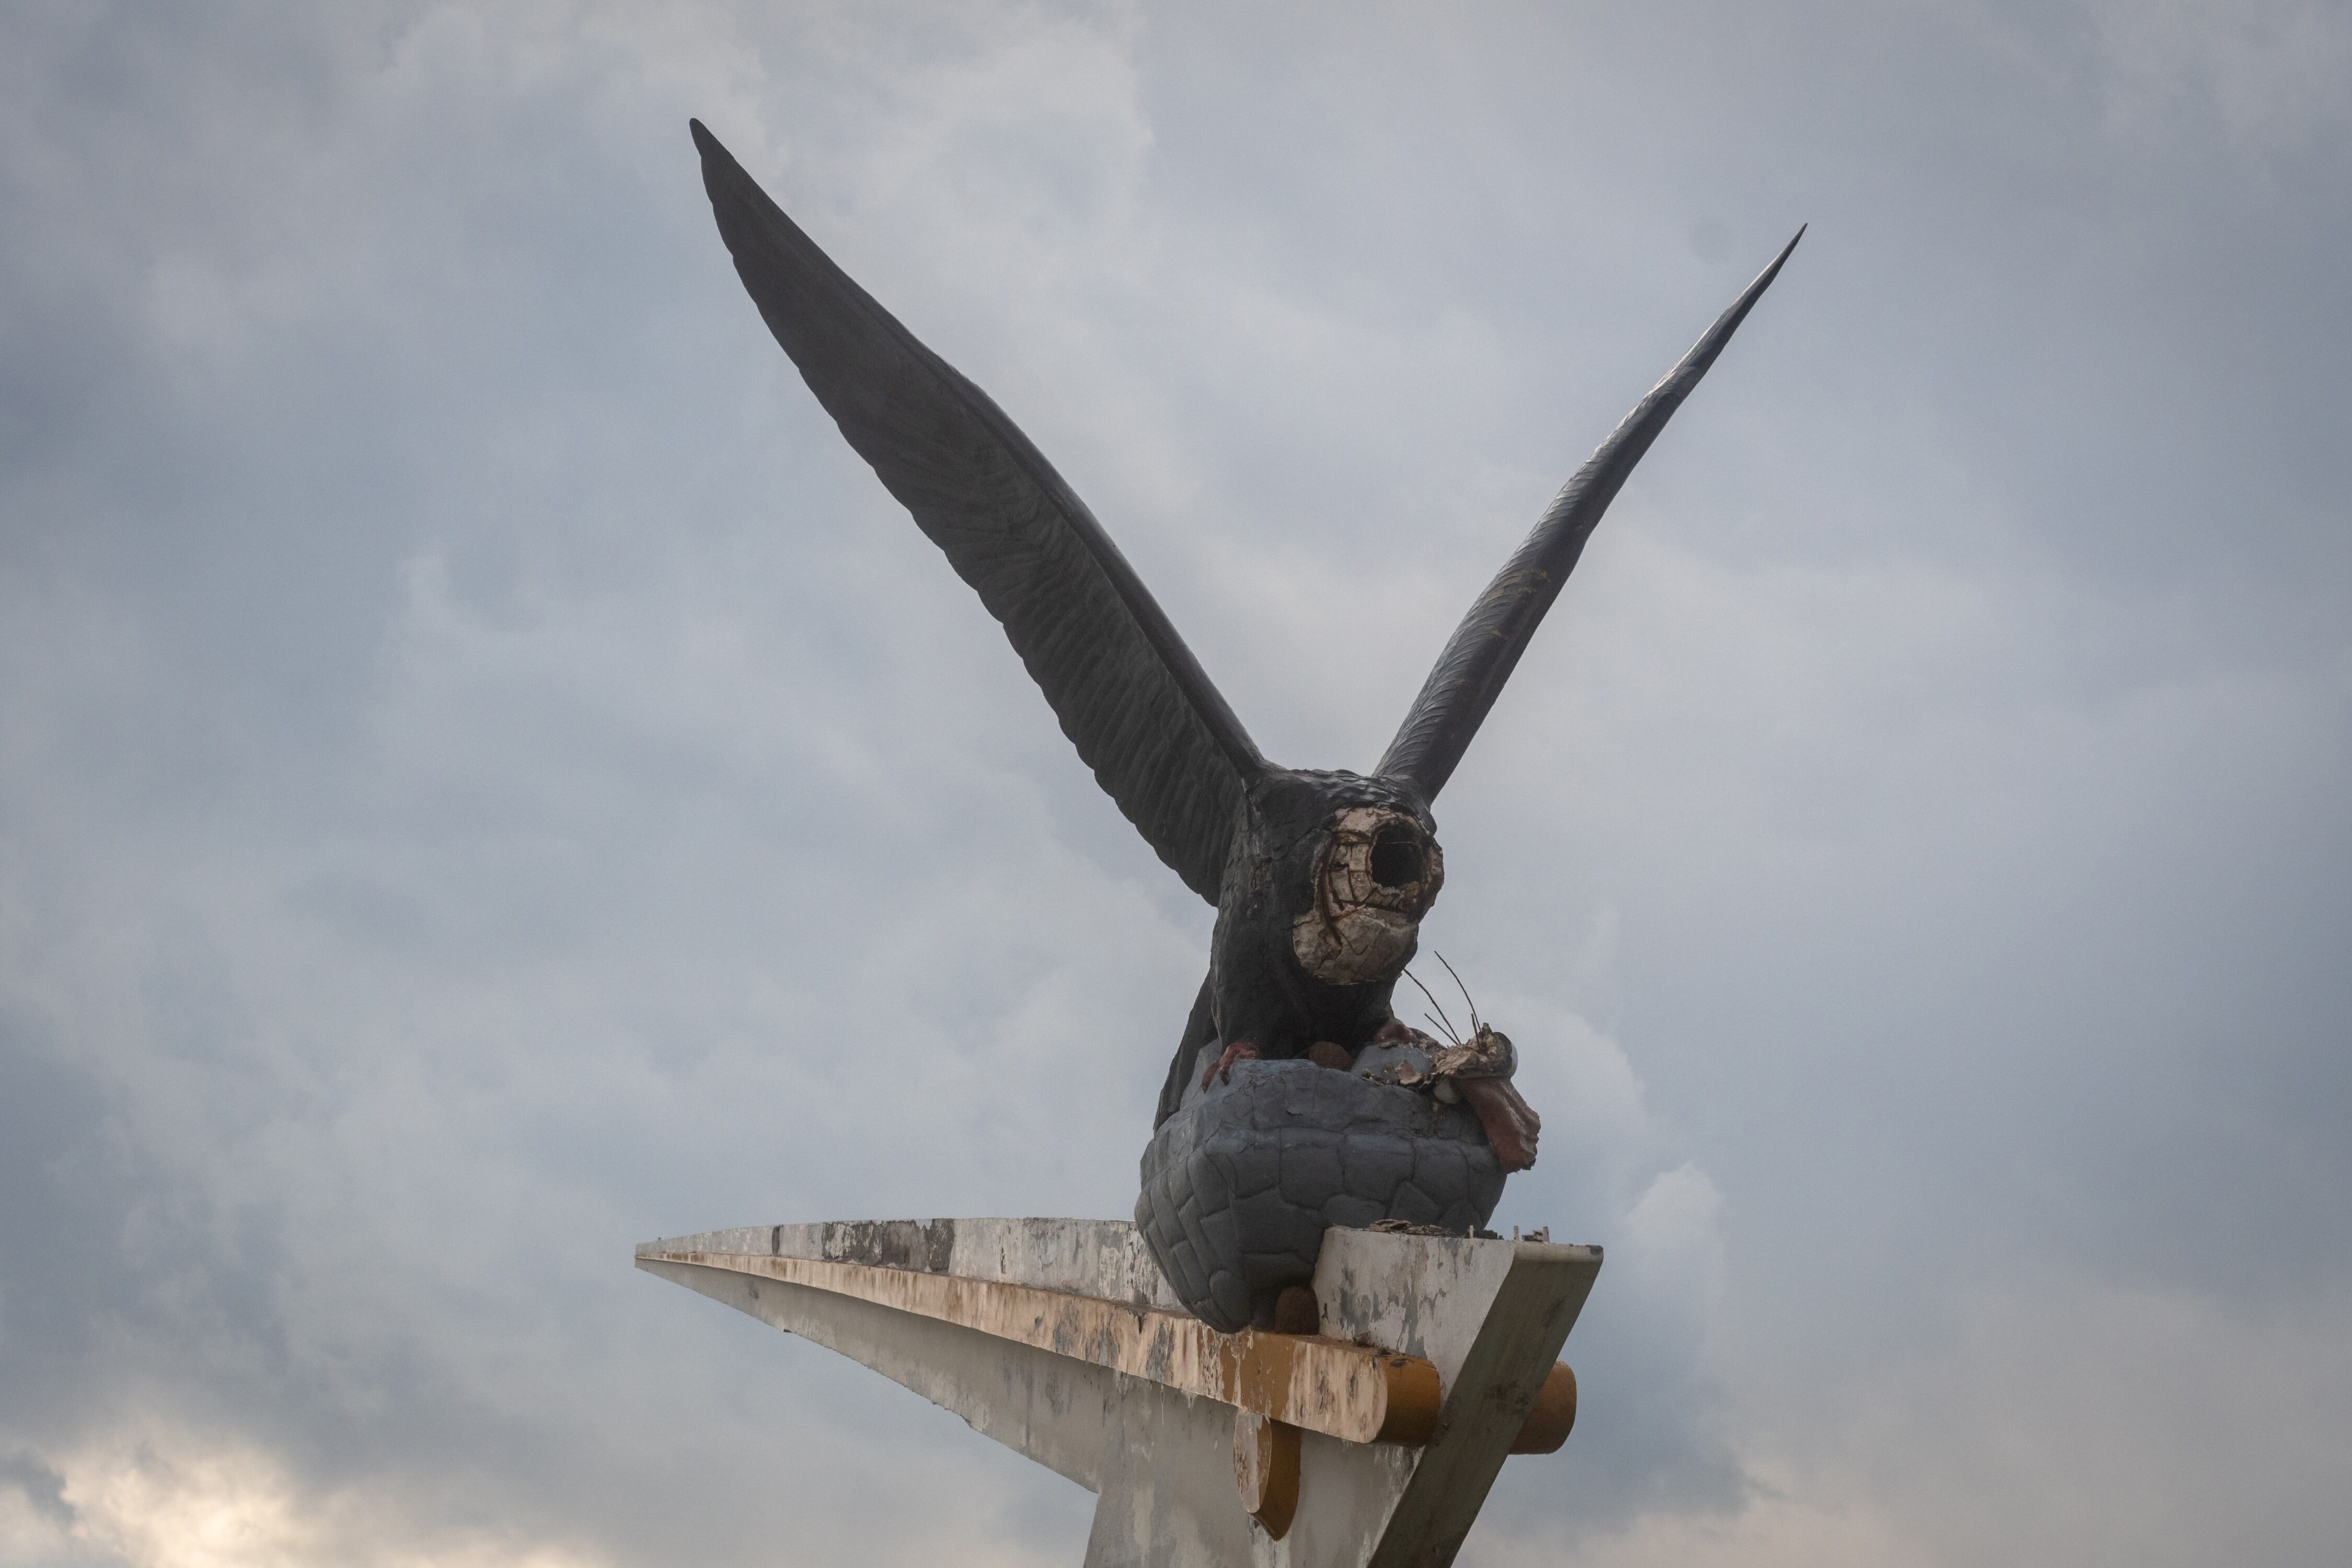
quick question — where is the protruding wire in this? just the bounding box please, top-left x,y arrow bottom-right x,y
1401,968 -> 1460,1045
1433,952 -> 1481,1035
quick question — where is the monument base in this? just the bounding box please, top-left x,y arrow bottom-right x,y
636,1218 -> 1599,1567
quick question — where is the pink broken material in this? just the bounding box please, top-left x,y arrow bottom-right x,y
1202,1039 -> 1260,1087
1458,1077 -> 1539,1173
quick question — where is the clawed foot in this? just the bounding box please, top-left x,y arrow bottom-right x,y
1202,1039 -> 1260,1088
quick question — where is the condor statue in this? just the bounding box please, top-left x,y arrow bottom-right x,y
688,120 -> 1797,1330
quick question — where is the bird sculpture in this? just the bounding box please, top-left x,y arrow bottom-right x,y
689,120 -> 1796,1329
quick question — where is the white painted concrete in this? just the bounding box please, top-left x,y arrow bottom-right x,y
635,1218 -> 1600,1567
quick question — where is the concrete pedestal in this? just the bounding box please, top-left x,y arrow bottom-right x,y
636,1218 -> 1599,1567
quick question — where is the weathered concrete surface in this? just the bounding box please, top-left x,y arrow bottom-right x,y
639,1217 -> 1182,1307
636,1218 -> 1600,1567
1323,1235 -> 1600,1566
636,1247 -> 1442,1445
638,1252 -> 1124,1488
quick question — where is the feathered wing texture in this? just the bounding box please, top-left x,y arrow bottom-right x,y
691,121 -> 1265,901
1377,228 -> 1804,797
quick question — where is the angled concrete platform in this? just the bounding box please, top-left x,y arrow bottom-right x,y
637,1218 -> 1599,1567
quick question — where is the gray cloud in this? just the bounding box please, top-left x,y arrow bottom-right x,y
2,2 -> 2346,1564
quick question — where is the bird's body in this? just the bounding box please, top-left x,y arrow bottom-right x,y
1165,767 -> 1440,1121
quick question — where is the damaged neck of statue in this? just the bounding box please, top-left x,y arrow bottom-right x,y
1203,770 -> 1441,1074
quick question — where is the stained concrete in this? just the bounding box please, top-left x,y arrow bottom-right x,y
636,1218 -> 1599,1567
638,1216 -> 1183,1309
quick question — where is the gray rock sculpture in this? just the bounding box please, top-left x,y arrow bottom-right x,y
686,119 -> 1796,1330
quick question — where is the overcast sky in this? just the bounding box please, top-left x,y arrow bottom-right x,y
3,3 -> 2348,1564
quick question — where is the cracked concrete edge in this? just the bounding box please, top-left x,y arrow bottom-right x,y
1361,1244 -> 1602,1568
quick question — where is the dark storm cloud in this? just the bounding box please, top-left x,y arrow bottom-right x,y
2,3 -> 2346,1565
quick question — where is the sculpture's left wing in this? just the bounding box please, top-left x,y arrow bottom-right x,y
691,121 -> 1265,902
1377,229 -> 1802,799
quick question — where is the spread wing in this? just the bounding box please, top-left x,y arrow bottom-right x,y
691,120 -> 1265,901
1376,228 -> 1803,798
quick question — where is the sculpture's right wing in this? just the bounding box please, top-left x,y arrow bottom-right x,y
691,121 -> 1265,902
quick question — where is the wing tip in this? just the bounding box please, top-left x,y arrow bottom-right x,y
1743,223 -> 1807,304
689,118 -> 741,184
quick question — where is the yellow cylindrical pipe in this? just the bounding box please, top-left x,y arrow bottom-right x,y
1509,1362 -> 1577,1454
